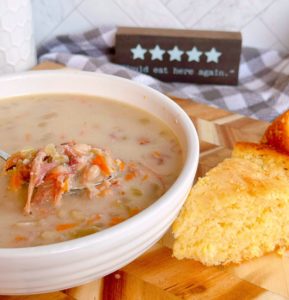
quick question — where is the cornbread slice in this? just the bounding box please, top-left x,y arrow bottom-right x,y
261,109 -> 289,154
173,142 -> 289,266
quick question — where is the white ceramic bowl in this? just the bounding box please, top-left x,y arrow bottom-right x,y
0,71 -> 199,295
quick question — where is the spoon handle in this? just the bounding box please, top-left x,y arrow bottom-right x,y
0,150 -> 9,161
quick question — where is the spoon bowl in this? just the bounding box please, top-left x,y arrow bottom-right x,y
0,148 -> 118,192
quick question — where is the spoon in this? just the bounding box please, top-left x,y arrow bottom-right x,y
0,150 -> 9,161
0,149 -> 117,192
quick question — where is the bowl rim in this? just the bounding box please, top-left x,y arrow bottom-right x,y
0,70 -> 199,256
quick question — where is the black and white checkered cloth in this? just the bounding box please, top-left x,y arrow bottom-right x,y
38,26 -> 289,121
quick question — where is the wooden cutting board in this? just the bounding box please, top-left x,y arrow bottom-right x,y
1,62 -> 288,300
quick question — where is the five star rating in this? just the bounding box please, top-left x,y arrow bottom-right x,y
131,44 -> 222,63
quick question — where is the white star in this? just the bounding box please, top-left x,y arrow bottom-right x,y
168,46 -> 184,62
131,44 -> 147,60
149,45 -> 165,61
186,47 -> 202,62
205,47 -> 222,63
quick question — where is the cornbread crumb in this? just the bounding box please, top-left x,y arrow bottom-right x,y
173,142 -> 289,266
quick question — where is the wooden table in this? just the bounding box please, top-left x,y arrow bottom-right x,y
1,62 -> 288,300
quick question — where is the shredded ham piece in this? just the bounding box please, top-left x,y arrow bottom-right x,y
25,150 -> 47,214
63,144 -> 80,167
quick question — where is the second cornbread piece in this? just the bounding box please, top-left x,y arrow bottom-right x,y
261,109 -> 289,154
173,142 -> 289,266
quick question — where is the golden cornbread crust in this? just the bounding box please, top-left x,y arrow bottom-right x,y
261,110 -> 289,154
233,142 -> 289,172
173,129 -> 289,266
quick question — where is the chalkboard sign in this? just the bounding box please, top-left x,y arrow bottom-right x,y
115,27 -> 242,85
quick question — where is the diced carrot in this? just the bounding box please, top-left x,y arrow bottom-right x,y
118,160 -> 125,171
109,216 -> 125,226
56,223 -> 77,232
152,151 -> 161,158
125,172 -> 136,181
86,214 -> 101,225
92,155 -> 110,176
138,137 -> 150,145
98,189 -> 112,197
142,174 -> 149,182
9,170 -> 23,191
14,235 -> 28,242
129,208 -> 140,217
5,152 -> 22,171
152,151 -> 165,165
45,171 -> 60,181
62,178 -> 69,193
128,162 -> 137,169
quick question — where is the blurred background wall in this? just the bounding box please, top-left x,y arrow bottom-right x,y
32,0 -> 289,52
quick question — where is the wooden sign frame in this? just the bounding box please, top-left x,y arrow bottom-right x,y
115,27 -> 242,85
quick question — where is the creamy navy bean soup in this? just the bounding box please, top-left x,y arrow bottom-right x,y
0,94 -> 183,247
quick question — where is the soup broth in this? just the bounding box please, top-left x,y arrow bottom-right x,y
0,94 -> 183,247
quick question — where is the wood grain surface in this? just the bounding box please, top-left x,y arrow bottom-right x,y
0,62 -> 287,300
